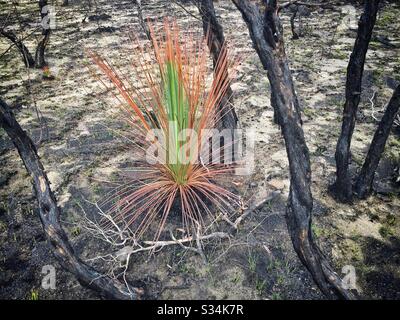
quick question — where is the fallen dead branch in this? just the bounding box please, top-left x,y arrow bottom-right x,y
220,190 -> 280,229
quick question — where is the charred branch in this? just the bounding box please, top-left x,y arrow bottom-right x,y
133,0 -> 151,40
355,85 -> 400,198
0,98 -> 145,300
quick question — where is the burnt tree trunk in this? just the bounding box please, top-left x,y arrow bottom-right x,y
355,85 -> 400,198
290,5 -> 299,39
35,0 -> 51,68
198,0 -> 239,130
331,0 -> 380,202
0,98 -> 145,300
232,0 -> 354,299
272,89 -> 281,125
0,29 -> 35,68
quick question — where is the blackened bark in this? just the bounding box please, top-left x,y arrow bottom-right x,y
272,89 -> 281,125
355,85 -> 400,198
133,0 -> 151,40
0,98 -> 145,300
0,29 -> 35,68
232,0 -> 354,299
332,0 -> 380,202
35,0 -> 51,68
198,0 -> 239,130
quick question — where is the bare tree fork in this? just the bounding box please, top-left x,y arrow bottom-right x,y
147,230 -> 231,248
331,0 -> 380,203
232,0 -> 354,299
0,99 -> 145,300
355,85 -> 400,198
197,0 -> 239,130
35,0 -> 51,68
0,28 -> 35,67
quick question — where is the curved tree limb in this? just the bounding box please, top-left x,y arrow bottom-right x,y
0,98 -> 145,300
232,0 -> 354,299
332,0 -> 380,202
